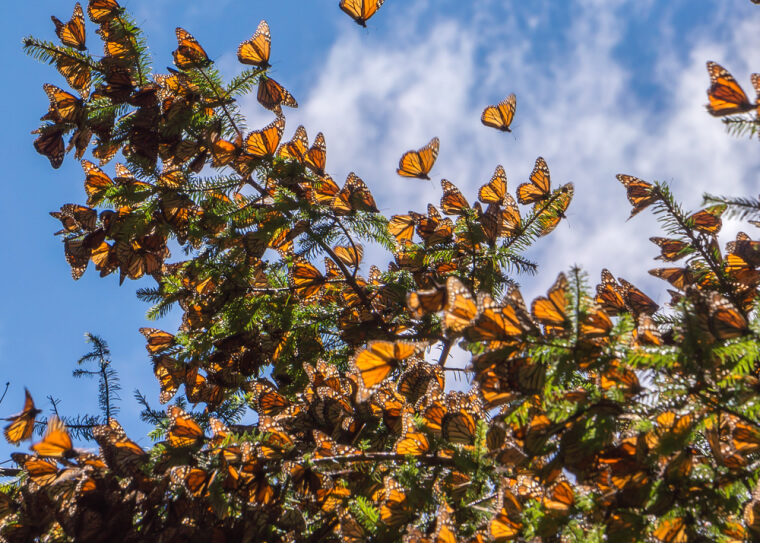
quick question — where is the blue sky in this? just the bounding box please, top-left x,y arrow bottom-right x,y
3,0 -> 760,460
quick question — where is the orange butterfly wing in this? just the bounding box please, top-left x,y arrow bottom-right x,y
52,3 -> 86,50
397,137 -> 439,180
237,20 -> 271,68
173,28 -> 209,69
481,93 -> 516,132
517,157 -> 551,204
339,0 -> 386,27
245,116 -> 285,158
706,61 -> 755,117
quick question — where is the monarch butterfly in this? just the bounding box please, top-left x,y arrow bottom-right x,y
33,126 -> 65,169
706,61 -> 757,117
278,125 -> 309,162
257,76 -> 298,114
616,174 -> 658,219
50,203 -> 97,234
466,292 -> 526,343
312,430 -> 358,458
52,3 -> 86,50
31,416 -> 75,459
251,384 -> 291,417
728,232 -> 760,267
394,410 -> 430,456
332,172 -> 379,215
595,269 -> 626,315
653,517 -> 688,543
87,0 -> 121,23
289,259 -> 326,300
304,132 -> 327,175
579,305 -> 613,340
618,277 -> 659,317
352,340 -> 421,391
43,84 -> 83,125
396,137 -> 439,180
397,362 -> 444,404
153,356 -> 188,404
517,157 -> 552,205
440,179 -> 471,216
648,267 -> 694,291
140,327 -> 175,354
407,284 -> 446,318
481,93 -> 516,132
245,116 -> 285,158
81,159 -> 114,206
167,405 -> 204,448
489,502 -> 523,540
171,466 -> 215,497
94,65 -> 136,103
538,183 -> 573,236
11,453 -> 60,487
543,480 -> 574,514
478,165 -> 508,204
635,314 -> 662,346
531,272 -> 569,335
56,53 -> 91,98
339,0 -> 386,27
650,237 -> 690,262
705,291 -> 749,340
333,244 -> 364,269
92,419 -> 146,475
173,28 -> 210,69
237,20 -> 271,68
3,389 -> 41,445
388,213 -> 416,243
443,276 -> 478,335
687,204 -> 726,234
442,408 -> 478,445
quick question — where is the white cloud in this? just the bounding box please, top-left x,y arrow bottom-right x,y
244,1 -> 760,307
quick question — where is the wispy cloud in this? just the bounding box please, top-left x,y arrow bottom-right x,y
244,2 -> 760,304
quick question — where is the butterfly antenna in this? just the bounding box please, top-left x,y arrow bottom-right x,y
0,382 -> 8,405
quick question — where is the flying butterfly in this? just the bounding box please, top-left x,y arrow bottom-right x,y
339,0 -> 386,27
388,214 -> 416,243
3,389 -> 41,445
257,76 -> 298,114
31,416 -> 75,459
173,28 -> 210,69
517,157 -> 552,205
481,93 -> 516,132
237,20 -> 271,68
396,137 -> 439,180
52,3 -> 86,50
352,341 -> 421,391
706,61 -> 757,117
616,174 -> 658,219
245,116 -> 285,158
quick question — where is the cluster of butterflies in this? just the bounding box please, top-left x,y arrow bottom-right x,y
17,0 -> 760,540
